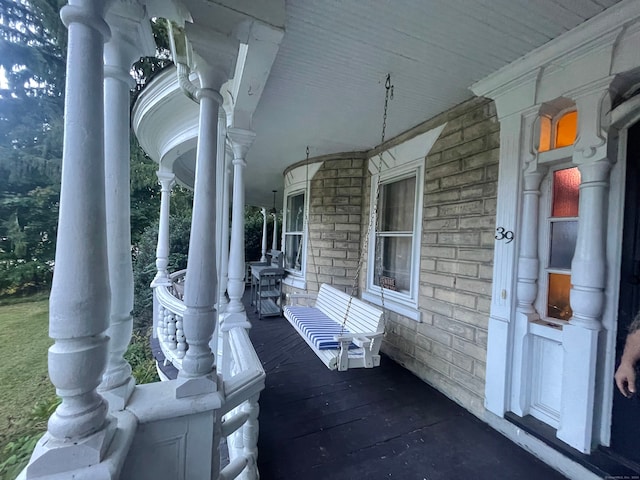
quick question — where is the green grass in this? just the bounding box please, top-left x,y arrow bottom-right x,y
0,298 -> 53,448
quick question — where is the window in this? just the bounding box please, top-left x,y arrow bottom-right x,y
366,165 -> 422,312
538,110 -> 578,152
374,175 -> 416,293
283,191 -> 305,273
543,166 -> 580,321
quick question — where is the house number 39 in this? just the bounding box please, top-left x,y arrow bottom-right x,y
495,227 -> 514,244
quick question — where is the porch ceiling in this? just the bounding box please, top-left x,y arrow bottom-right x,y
145,0 -> 623,207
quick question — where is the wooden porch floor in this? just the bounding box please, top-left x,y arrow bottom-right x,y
245,296 -> 567,480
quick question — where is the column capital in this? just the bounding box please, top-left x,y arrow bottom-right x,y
104,0 -> 155,86
227,128 -> 256,160
156,170 -> 176,190
572,84 -> 613,164
61,2 -> 113,40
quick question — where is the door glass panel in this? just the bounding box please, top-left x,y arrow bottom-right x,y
547,273 -> 572,321
549,221 -> 578,269
552,167 -> 580,217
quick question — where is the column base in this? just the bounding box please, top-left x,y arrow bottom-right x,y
175,374 -> 218,398
99,376 -> 135,411
221,311 -> 251,330
25,417 -> 117,478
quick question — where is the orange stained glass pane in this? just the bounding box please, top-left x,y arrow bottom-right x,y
555,110 -> 578,148
552,167 -> 580,218
548,273 -> 572,321
539,116 -> 552,152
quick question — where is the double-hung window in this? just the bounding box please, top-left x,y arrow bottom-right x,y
283,191 -> 305,273
365,160 -> 423,320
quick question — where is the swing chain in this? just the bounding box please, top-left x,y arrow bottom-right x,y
340,74 -> 393,335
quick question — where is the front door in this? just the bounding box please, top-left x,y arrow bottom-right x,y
611,121 -> 640,465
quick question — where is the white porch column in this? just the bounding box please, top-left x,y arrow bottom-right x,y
27,1 -> 115,476
260,207 -> 268,262
99,0 -> 152,411
176,73 -> 223,398
226,128 -> 256,323
558,87 -> 612,452
217,113 -> 230,315
152,171 -> 176,287
272,210 -> 278,252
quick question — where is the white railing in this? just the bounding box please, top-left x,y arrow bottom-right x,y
153,271 -> 265,480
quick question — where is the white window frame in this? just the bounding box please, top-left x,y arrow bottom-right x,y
363,159 -> 424,321
535,160 -> 579,326
282,189 -> 307,276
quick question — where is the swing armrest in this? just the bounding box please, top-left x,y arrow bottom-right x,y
334,332 -> 383,349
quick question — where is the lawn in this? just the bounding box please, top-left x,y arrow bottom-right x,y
0,297 -> 53,448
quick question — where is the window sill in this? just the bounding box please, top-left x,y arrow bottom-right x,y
362,291 -> 421,322
283,274 -> 306,290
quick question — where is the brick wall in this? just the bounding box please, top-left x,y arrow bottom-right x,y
304,154 -> 367,294
373,97 -> 499,415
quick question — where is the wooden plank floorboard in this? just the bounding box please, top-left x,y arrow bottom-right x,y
245,295 -> 567,480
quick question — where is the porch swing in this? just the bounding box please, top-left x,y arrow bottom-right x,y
283,75 -> 395,371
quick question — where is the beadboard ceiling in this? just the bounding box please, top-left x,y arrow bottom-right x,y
182,0 -> 624,207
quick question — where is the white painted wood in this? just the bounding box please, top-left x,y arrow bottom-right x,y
152,171 -> 175,287
100,0 -> 152,411
260,208 -> 268,262
226,128 -> 256,324
176,75 -> 224,397
26,2 -> 116,477
529,335 -> 563,428
284,284 -> 384,371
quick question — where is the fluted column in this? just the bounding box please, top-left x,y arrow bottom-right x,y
176,82 -> 223,398
226,128 -> 256,322
99,0 -> 149,410
152,171 -> 176,287
558,87 -> 612,452
27,1 -> 115,476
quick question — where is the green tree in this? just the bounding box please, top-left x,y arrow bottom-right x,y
0,0 -> 66,296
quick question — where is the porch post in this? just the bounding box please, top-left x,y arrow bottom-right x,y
260,207 -> 268,262
225,128 -> 256,324
558,87 -> 612,452
176,72 -> 223,398
99,0 -> 151,410
27,1 -> 115,475
272,210 -> 278,252
217,112 -> 230,315
152,171 -> 176,287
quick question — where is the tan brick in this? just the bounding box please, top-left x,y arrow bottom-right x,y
452,336 -> 486,362
441,168 -> 485,189
439,200 -> 483,216
427,160 -> 461,178
416,322 -> 453,346
433,315 -> 476,341
458,248 -> 493,263
414,346 -> 451,376
434,288 -> 477,309
437,232 -> 480,246
424,218 -> 459,231
431,340 -> 453,362
425,189 -> 462,204
450,365 -> 485,395
456,277 -> 492,296
474,360 -> 486,380
452,351 -> 474,373
452,308 -> 489,329
459,215 -> 496,230
430,129 -> 463,154
436,260 -> 478,277
463,119 -> 500,141
424,245 -> 456,259
441,137 -> 486,162
421,298 -> 454,317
